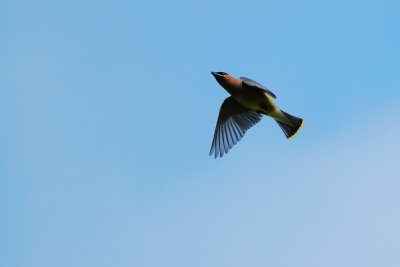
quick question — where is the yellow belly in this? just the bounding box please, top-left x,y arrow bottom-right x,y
235,92 -> 276,114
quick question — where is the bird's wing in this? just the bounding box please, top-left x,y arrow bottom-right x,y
210,96 -> 262,158
239,77 -> 276,99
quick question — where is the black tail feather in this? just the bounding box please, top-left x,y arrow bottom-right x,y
276,110 -> 303,139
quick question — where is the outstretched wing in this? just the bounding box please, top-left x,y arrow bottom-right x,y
209,96 -> 262,158
240,77 -> 276,99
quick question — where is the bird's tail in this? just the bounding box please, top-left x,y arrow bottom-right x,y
275,110 -> 303,139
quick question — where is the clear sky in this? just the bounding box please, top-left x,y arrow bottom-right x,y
1,0 -> 400,266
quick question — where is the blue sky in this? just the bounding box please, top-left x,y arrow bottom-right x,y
1,0 -> 400,266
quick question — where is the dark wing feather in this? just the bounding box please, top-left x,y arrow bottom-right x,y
209,97 -> 262,158
239,77 -> 276,99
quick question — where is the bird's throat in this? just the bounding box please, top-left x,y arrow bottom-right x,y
221,76 -> 243,98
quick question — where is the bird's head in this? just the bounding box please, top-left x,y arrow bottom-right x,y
211,71 -> 229,86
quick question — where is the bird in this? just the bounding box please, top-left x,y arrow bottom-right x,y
209,71 -> 303,158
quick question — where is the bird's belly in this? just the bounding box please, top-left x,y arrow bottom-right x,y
235,93 -> 275,114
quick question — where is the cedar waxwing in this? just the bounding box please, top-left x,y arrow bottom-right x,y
209,72 -> 303,158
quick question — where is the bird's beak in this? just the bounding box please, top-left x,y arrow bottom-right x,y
211,71 -> 217,77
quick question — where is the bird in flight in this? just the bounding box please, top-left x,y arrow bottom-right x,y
209,72 -> 303,158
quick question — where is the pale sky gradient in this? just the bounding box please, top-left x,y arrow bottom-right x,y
1,0 -> 400,266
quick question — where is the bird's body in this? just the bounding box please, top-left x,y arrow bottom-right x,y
214,73 -> 281,118
209,72 -> 303,158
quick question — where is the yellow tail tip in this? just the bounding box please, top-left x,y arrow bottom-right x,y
288,119 -> 304,140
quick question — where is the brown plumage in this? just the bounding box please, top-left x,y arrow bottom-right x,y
209,72 -> 303,158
